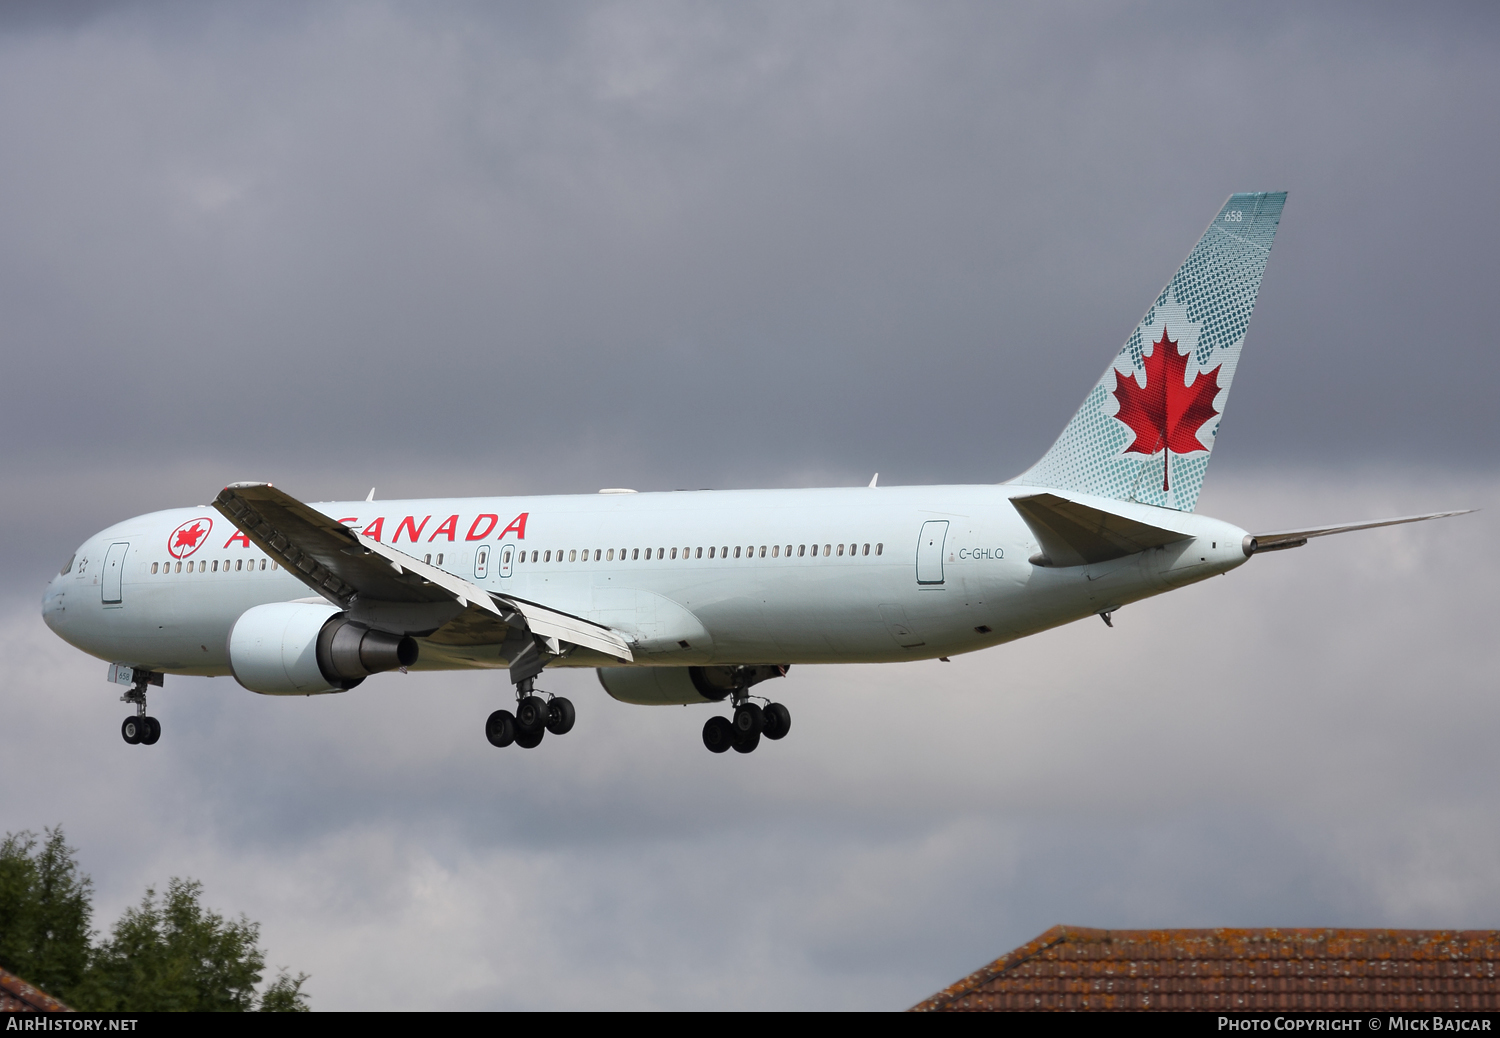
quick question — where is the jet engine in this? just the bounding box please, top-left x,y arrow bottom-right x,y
597,665 -> 784,705
229,602 -> 418,696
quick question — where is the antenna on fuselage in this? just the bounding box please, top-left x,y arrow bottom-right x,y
868,473 -> 878,488
366,488 -> 376,501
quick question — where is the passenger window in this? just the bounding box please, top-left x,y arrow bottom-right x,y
797,545 -> 805,557
863,543 -> 870,555
567,550 -> 575,562
606,549 -> 614,561
771,545 -> 779,558
695,547 -> 702,559
823,544 -> 831,557
734,546 -> 741,558
759,546 -> 766,558
544,550 -> 552,562
876,543 -> 883,555
708,546 -> 715,558
271,561 -> 278,570
836,544 -> 844,557
151,562 -> 159,574
174,561 -> 181,573
424,554 -> 432,564
437,553 -> 445,565
234,559 -> 241,571
658,548 -> 665,559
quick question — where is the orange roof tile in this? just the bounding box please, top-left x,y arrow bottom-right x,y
911,926 -> 1500,1012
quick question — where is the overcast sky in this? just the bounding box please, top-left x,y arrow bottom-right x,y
2,1 -> 1497,1010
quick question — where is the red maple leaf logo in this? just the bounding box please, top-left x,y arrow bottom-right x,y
167,517 -> 213,558
1111,328 -> 1222,491
174,523 -> 206,550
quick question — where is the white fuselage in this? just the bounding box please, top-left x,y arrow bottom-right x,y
41,484 -> 1251,680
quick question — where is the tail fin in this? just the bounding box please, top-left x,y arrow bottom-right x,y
1010,192 -> 1286,512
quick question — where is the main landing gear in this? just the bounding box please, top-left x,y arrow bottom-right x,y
485,677 -> 575,750
120,674 -> 161,746
702,698 -> 791,755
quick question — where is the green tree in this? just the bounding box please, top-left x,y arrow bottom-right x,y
0,828 -> 94,1003
81,877 -> 309,1012
1,829 -> 309,1011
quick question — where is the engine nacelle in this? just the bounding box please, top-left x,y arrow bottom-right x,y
229,602 -> 418,696
596,665 -> 785,705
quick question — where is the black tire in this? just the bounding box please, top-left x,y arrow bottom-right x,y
121,717 -> 143,745
486,709 -> 516,748
702,715 -> 734,753
733,702 -> 764,737
546,697 -> 576,736
515,695 -> 550,734
732,727 -> 761,754
140,716 -> 161,746
762,702 -> 791,740
514,727 -> 544,749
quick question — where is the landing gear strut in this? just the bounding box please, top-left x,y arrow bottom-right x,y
120,674 -> 161,746
485,675 -> 574,750
702,676 -> 792,756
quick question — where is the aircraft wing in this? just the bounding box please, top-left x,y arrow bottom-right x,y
211,483 -> 632,664
1247,510 -> 1475,553
1011,492 -> 1191,566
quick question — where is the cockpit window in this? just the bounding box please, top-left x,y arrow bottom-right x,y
60,554 -> 74,575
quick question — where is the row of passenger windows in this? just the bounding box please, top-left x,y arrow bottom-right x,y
147,543 -> 883,575
515,543 -> 883,563
151,558 -> 278,574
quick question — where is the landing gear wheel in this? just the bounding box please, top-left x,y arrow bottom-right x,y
514,728 -> 544,749
762,703 -> 791,741
121,717 -> 143,745
546,697 -> 576,736
515,695 -> 550,734
702,715 -> 734,753
486,709 -> 516,747
732,728 -> 761,754
733,702 -> 764,738
140,717 -> 161,745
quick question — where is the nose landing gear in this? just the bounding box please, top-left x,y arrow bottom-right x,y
119,673 -> 161,746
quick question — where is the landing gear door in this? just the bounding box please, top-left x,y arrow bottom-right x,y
498,544 -> 515,579
915,521 -> 948,586
102,542 -> 129,605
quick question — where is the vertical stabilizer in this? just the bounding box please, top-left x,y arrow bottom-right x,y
1010,192 -> 1286,512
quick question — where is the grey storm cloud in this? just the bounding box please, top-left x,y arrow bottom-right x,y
1,1 -> 1497,1010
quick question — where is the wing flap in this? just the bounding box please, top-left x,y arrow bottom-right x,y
499,594 -> 633,661
1012,492 -> 1191,567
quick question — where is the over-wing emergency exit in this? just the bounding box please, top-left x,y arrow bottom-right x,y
41,192 -> 1472,755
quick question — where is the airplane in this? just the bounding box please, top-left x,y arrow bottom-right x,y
40,191 -> 1472,754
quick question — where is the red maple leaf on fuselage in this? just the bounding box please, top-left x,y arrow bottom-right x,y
173,523 -> 206,550
1111,328 -> 1222,491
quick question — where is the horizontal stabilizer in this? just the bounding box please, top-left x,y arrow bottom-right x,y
1011,493 -> 1190,567
1248,510 -> 1475,553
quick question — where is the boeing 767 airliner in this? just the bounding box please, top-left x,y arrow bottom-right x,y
40,192 -> 1470,754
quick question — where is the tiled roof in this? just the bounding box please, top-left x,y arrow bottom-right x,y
911,926 -> 1500,1012
0,967 -> 73,1012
